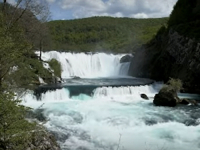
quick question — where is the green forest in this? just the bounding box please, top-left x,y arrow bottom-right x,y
47,17 -> 168,52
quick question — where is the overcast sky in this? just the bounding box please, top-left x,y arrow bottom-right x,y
7,0 -> 178,20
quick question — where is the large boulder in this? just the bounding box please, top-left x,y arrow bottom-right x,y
153,88 -> 179,107
120,55 -> 133,63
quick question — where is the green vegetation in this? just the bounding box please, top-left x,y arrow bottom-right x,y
161,78 -> 183,93
0,92 -> 36,149
168,0 -> 200,40
0,2 -> 53,89
49,59 -> 62,78
0,1 -> 59,149
47,17 -> 168,52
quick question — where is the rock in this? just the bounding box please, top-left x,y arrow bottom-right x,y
120,55 -> 132,63
153,88 -> 179,107
34,109 -> 47,122
140,93 -> 149,100
190,100 -> 198,106
128,28 -> 200,94
26,108 -> 47,122
179,98 -> 190,105
27,130 -> 61,150
179,98 -> 198,106
51,131 -> 70,142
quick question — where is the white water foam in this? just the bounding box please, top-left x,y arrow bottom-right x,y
22,84 -> 200,150
93,85 -> 157,97
37,51 -> 130,78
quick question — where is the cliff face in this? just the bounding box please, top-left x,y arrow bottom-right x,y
128,29 -> 200,93
128,0 -> 200,93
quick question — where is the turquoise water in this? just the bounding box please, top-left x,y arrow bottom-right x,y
23,84 -> 200,150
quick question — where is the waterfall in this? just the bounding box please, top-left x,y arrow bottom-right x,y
22,84 -> 158,103
37,51 -> 130,78
93,85 -> 157,97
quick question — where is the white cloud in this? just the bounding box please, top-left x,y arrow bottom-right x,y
50,0 -> 178,19
132,13 -> 148,18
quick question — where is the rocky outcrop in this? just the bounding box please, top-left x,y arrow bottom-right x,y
27,130 -> 61,150
153,88 -> 199,107
128,29 -> 200,93
153,88 -> 179,107
120,54 -> 133,63
26,110 -> 61,150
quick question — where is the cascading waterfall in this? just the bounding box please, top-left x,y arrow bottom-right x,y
22,85 -> 157,103
93,85 -> 157,97
37,51 -> 130,78
22,51 -> 200,150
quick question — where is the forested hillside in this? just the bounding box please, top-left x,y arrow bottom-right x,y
47,17 -> 168,52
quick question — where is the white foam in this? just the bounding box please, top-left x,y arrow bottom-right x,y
22,81 -> 200,150
40,92 -> 200,150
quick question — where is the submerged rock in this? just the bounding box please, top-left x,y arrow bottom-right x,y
153,88 -> 179,107
189,100 -> 198,106
140,93 -> 149,100
179,98 -> 198,106
71,76 -> 81,79
179,98 -> 190,105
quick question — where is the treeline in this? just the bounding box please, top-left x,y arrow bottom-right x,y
47,17 -> 168,52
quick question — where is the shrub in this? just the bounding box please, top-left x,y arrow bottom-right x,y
167,78 -> 183,92
160,78 -> 183,93
0,92 -> 36,149
48,59 -> 62,78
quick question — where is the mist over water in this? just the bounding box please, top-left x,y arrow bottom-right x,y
23,52 -> 200,150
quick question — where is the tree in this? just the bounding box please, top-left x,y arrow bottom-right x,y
0,0 -> 52,90
0,92 -> 36,150
1,0 -> 51,59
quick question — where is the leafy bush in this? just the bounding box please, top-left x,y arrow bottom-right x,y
48,59 -> 62,78
167,78 -> 183,92
160,78 -> 183,93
